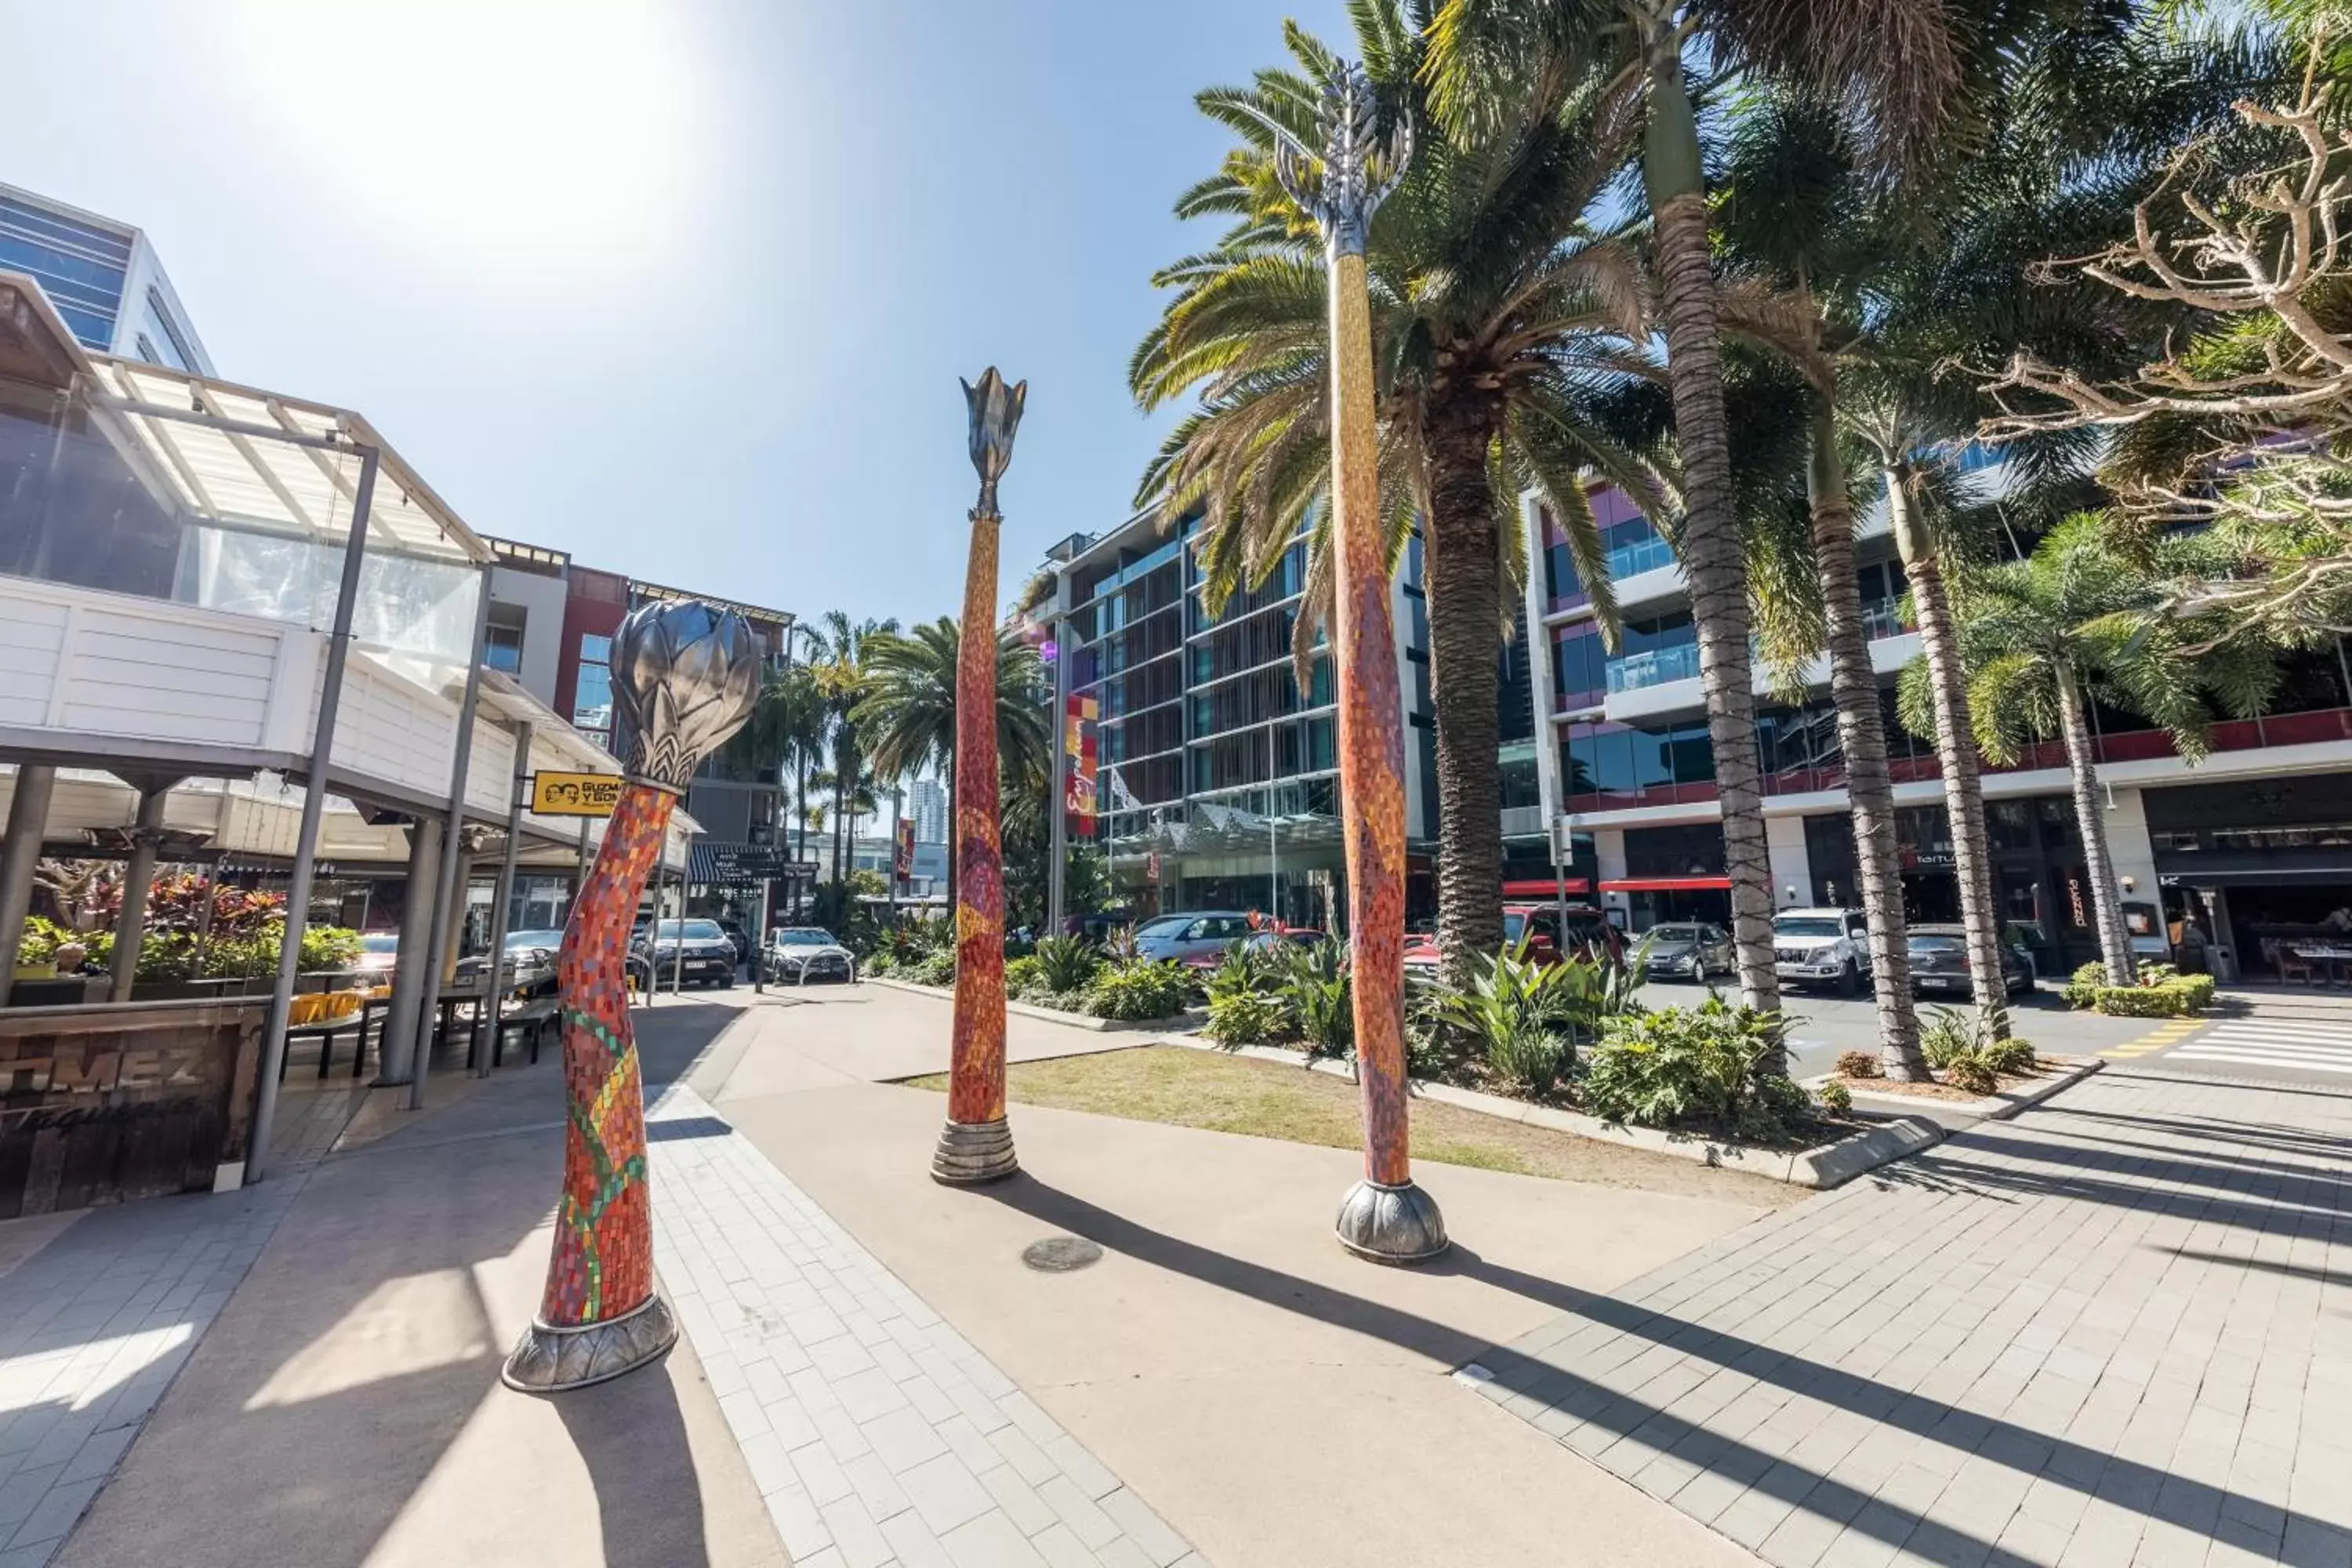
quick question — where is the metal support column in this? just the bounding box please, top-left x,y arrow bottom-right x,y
669,862 -> 685,996
377,815 -> 441,1085
1047,619 -> 1069,936
107,775 -> 183,1002
473,721 -> 532,1077
0,764 -> 57,992
248,452 -> 380,1181
405,566 -> 495,1112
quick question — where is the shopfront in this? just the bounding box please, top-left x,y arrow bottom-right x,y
2147,771 -> 2352,980
1613,825 -> 1731,931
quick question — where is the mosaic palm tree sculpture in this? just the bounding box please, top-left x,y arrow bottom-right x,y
503,599 -> 761,1392
932,366 -> 1027,1184
1271,62 -> 1446,1262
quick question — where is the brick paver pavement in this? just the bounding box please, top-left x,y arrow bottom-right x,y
648,1083 -> 1203,1568
1460,1066 -> 2352,1568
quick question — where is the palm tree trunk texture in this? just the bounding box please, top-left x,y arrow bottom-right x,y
1806,409 -> 1924,1078
1891,477 -> 2013,1039
1650,186 -> 1780,1018
1421,412 -> 1505,982
2056,667 -> 2136,985
946,513 -> 1009,1133
1330,249 -> 1413,1190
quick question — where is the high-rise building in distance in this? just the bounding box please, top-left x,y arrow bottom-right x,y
0,182 -> 212,374
909,778 -> 948,845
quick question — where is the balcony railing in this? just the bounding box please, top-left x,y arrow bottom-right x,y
1606,641 -> 1704,693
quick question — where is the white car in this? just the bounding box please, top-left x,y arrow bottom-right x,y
765,927 -> 856,985
1773,909 -> 1874,996
1131,912 -> 1254,964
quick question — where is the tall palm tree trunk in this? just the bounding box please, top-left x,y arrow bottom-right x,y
1422,408 -> 1506,982
1642,31 -> 1780,1023
1888,469 -> 2012,1039
2055,665 -> 2136,985
1806,405 -> 1923,1077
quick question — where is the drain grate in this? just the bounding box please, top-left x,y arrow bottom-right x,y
1021,1235 -> 1104,1272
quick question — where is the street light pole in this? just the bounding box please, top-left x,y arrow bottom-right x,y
1271,64 -> 1445,1264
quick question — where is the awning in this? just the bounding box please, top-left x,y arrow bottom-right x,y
1503,878 -> 1590,895
1601,876 -> 1732,893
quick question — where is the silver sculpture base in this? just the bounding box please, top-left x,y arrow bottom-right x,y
501,1294 -> 678,1393
1334,1178 -> 1449,1265
932,1117 -> 1018,1185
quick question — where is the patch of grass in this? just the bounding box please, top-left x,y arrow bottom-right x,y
905,1047 -> 1801,1204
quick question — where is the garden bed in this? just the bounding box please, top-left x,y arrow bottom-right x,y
1149,1036 -> 1940,1189
902,1045 -> 1814,1202
1807,1054 -> 2103,1121
862,975 -> 1196,1033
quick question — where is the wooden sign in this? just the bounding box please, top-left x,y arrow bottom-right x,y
532,771 -> 624,818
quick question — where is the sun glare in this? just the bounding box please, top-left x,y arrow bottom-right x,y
227,0 -> 707,289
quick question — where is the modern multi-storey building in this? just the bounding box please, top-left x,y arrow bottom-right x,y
1514,484 -> 2352,981
479,537 -> 795,921
908,777 -> 949,847
1039,508 -> 1440,931
0,182 -> 212,374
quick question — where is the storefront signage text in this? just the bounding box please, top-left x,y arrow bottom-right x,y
532,772 -> 625,818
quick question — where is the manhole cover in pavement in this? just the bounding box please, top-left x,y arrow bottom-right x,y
1022,1236 -> 1103,1272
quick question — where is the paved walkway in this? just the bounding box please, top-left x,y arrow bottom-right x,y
650,1083 -> 1200,1568
1462,1065 -> 2352,1568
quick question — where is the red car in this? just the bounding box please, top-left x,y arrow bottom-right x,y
1403,903 -> 1624,969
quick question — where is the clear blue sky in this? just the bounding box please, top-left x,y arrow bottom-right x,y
9,0 -> 1348,628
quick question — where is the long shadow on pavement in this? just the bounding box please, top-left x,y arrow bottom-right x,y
980,1171 -> 2348,1568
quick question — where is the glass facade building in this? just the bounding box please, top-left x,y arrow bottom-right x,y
0,183 -> 212,375
1047,509 -> 1438,932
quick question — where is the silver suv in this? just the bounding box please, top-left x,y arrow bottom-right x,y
1773,908 -> 1873,996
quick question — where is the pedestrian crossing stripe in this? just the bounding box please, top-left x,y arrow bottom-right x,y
2161,1020 -> 2352,1073
2100,1018 -> 2208,1059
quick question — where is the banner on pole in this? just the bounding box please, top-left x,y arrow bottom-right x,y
1063,692 -> 1098,832
894,817 -> 915,882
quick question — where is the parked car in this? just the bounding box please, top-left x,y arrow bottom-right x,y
1132,912 -> 1256,964
766,927 -> 855,985
716,919 -> 754,965
1064,912 -> 1138,945
456,928 -> 564,999
1181,928 -> 1326,971
1639,922 -> 1735,984
1773,909 -> 1874,995
633,919 -> 738,989
1907,924 -> 2034,998
1403,903 -> 1624,971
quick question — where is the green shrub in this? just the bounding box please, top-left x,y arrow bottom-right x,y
1817,1080 -> 1853,1116
1033,935 -> 1102,995
864,950 -> 898,977
300,925 -> 362,971
1943,1049 -> 2000,1095
1003,954 -> 1040,995
1981,1035 -> 2038,1074
1487,1029 -> 1577,1098
1084,959 -> 1189,1021
907,949 -> 957,988
1580,1000 -> 1807,1140
1429,939 -> 1626,1098
1835,1050 -> 1882,1080
1919,1006 -> 1980,1069
1278,942 -> 1352,1062
1205,991 -> 1289,1046
14,916 -> 64,966
2092,978 -> 2209,1017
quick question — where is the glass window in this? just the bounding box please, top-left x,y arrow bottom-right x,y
573,662 -> 614,731
1668,722 -> 1715,785
485,621 -> 525,673
580,633 -> 613,662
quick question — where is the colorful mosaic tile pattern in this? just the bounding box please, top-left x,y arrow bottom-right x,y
948,512 -> 1008,1127
539,782 -> 671,1327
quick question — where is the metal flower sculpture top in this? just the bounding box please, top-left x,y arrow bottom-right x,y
962,366 -> 1027,521
1270,60 -> 1412,260
609,599 -> 762,793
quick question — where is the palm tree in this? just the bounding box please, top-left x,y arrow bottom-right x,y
1918,517 -> 2273,985
855,616 -> 1053,906
799,612 -> 899,886
1133,1 -> 1673,979
1424,0 -> 2201,1007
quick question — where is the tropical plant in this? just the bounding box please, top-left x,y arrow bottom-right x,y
1581,999 -> 1810,1139
1279,941 -> 1354,1062
1132,2 -> 1672,978
1031,935 -> 1102,995
1003,953 -> 1042,996
718,646 -> 828,857
799,611 -> 901,886
856,615 -> 1053,907
1083,958 -> 1191,1022
1429,939 -> 1622,1098
1835,1049 -> 1881,1080
1205,990 -> 1291,1046
1817,1080 -> 1853,1116
13,916 -> 63,967
906,949 -> 958,988
1907,517 -> 2271,983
